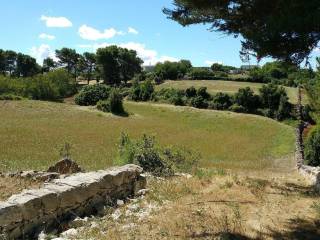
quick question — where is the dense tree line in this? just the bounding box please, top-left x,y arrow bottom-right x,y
0,46 -> 143,86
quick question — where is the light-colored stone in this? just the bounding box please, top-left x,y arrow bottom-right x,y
0,164 -> 146,239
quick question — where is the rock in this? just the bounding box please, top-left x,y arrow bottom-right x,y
60,228 -> 78,238
117,199 -> 125,206
47,158 -> 83,174
136,189 -> 149,196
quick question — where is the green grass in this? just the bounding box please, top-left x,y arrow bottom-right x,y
157,80 -> 307,104
0,100 -> 295,172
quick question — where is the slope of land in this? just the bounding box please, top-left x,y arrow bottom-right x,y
156,80 -> 308,104
0,100 -> 294,172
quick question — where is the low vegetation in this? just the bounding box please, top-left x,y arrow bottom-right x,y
116,133 -> 200,176
0,69 -> 76,101
0,100 -> 294,172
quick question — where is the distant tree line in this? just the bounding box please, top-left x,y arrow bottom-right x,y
0,45 -> 143,86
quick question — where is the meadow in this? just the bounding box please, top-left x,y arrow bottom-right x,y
156,80 -> 307,104
0,100 -> 295,172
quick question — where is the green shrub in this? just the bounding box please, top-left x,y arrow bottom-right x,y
108,88 -> 125,114
276,95 -> 292,120
96,100 -> 110,112
190,96 -> 208,109
97,88 -> 125,114
305,126 -> 320,166
209,93 -> 233,110
185,86 -> 197,98
187,67 -> 215,80
0,69 -> 75,101
234,87 -> 260,113
259,84 -> 287,111
129,80 -> 155,101
117,133 -> 200,176
0,94 -> 23,101
196,87 -> 211,99
117,133 -> 174,176
153,88 -> 186,106
229,104 -> 247,113
75,84 -> 111,106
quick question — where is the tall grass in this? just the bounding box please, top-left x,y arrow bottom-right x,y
0,100 -> 295,172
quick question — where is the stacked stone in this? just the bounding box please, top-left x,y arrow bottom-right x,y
294,86 -> 320,191
0,165 -> 146,239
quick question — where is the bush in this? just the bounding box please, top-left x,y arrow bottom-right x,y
187,67 -> 215,80
117,133 -> 174,176
190,96 -> 208,109
129,80 -> 154,101
259,84 -> 287,111
0,69 -> 75,101
229,104 -> 247,113
0,94 -> 23,100
96,100 -> 110,112
75,84 -> 111,106
209,93 -> 233,110
117,133 -> 200,176
97,88 -> 125,114
305,126 -> 320,167
108,88 -> 125,114
196,87 -> 211,99
153,88 -> 186,106
276,95 -> 292,120
185,86 -> 197,98
234,87 -> 260,113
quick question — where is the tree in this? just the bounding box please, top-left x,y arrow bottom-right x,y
118,48 -> 143,84
55,48 -> 80,78
154,60 -> 192,80
79,52 -> 96,84
316,57 -> 320,73
0,50 -> 6,75
96,46 -> 143,85
96,46 -> 121,85
15,53 -> 40,77
5,50 -> 17,75
164,0 -> 320,64
42,57 -> 56,73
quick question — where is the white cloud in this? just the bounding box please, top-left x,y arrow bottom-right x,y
205,60 -> 223,66
128,27 -> 139,35
40,15 -> 72,28
39,33 -> 55,40
78,42 -> 179,66
30,44 -> 57,64
79,25 -> 125,41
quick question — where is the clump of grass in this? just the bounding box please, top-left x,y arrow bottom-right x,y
311,201 -> 320,218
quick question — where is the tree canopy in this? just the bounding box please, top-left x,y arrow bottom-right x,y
164,0 -> 320,64
96,45 -> 143,85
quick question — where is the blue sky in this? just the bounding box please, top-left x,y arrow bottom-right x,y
1,0 -> 319,67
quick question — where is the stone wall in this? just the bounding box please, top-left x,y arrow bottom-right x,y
295,86 -> 320,190
0,164 -> 146,239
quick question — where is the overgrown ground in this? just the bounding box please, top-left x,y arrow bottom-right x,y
156,80 -> 308,104
0,100 -> 294,172
75,171 -> 320,240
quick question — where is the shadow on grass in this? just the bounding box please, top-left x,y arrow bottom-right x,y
265,218 -> 320,240
187,232 -> 252,240
112,110 -> 129,117
270,182 -> 320,197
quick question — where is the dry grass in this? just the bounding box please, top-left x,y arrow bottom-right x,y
0,176 -> 42,201
0,100 -> 294,172
156,80 -> 308,104
77,172 -> 320,240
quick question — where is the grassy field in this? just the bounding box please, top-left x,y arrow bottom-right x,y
157,80 -> 307,104
0,100 -> 295,172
